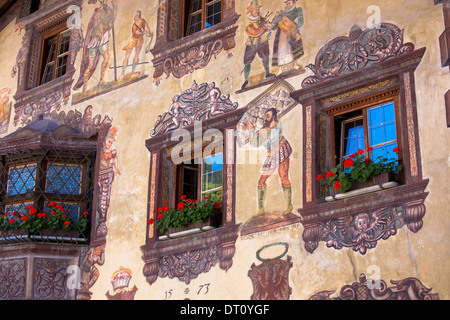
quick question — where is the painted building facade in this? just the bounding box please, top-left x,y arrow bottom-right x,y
0,0 -> 448,300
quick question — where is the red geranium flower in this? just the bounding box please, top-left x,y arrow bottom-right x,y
326,171 -> 335,178
316,174 -> 324,181
64,221 -> 71,226
334,180 -> 342,190
148,218 -> 154,225
343,158 -> 355,167
157,213 -> 163,219
21,216 -> 28,221
177,202 -> 185,210
393,147 -> 399,153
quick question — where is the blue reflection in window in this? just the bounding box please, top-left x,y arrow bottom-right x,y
45,201 -> 80,221
4,202 -> 34,218
7,164 -> 37,195
368,102 -> 397,160
343,118 -> 364,157
45,164 -> 82,195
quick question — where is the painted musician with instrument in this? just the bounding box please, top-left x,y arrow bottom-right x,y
270,0 -> 304,75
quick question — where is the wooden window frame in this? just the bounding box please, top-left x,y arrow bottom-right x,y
290,27 -> 430,254
37,26 -> 71,87
150,0 -> 238,81
182,0 -> 223,37
171,137 -> 224,204
13,0 -> 82,119
142,108 -> 245,285
327,91 -> 403,172
0,150 -> 95,238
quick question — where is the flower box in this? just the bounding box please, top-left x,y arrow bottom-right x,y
0,229 -> 30,244
158,215 -> 220,241
31,228 -> 87,243
326,172 -> 398,201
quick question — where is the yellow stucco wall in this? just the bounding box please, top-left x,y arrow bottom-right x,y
0,0 -> 448,300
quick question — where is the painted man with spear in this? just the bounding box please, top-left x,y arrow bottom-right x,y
119,10 -> 152,80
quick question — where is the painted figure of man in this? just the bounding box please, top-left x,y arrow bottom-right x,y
0,88 -> 11,124
242,0 -> 275,90
73,0 -> 117,96
119,10 -> 152,79
270,0 -> 304,74
247,108 -> 293,217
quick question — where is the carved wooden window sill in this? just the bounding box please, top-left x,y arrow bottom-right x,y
142,224 -> 240,285
151,0 -> 239,81
290,23 -> 429,255
299,179 -> 429,255
158,225 -> 217,241
325,181 -> 399,202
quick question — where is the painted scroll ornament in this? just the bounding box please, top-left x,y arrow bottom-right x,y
310,273 -> 439,300
150,81 -> 238,137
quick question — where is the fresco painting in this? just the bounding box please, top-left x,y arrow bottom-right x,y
237,80 -> 299,236
0,0 -> 447,302
248,242 -> 293,300
0,88 -> 11,134
240,0 -> 305,92
72,0 -> 151,104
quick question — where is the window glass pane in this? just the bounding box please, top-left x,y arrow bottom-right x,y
384,122 -> 397,142
206,1 -> 221,27
182,165 -> 198,200
45,164 -> 82,195
368,102 -> 397,150
368,106 -> 382,127
369,126 -> 383,146
44,201 -> 80,221
202,153 -> 223,195
58,30 -> 71,55
371,142 -> 397,161
187,12 -> 202,35
190,0 -> 202,12
7,164 -> 37,195
56,55 -> 68,78
42,63 -> 55,84
4,202 -> 34,217
342,118 -> 364,156
47,38 -> 57,62
385,142 -> 398,160
382,102 -> 395,123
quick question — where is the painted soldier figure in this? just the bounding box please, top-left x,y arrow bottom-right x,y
120,10 -> 152,79
242,0 -> 275,90
247,108 -> 293,217
73,0 -> 117,96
